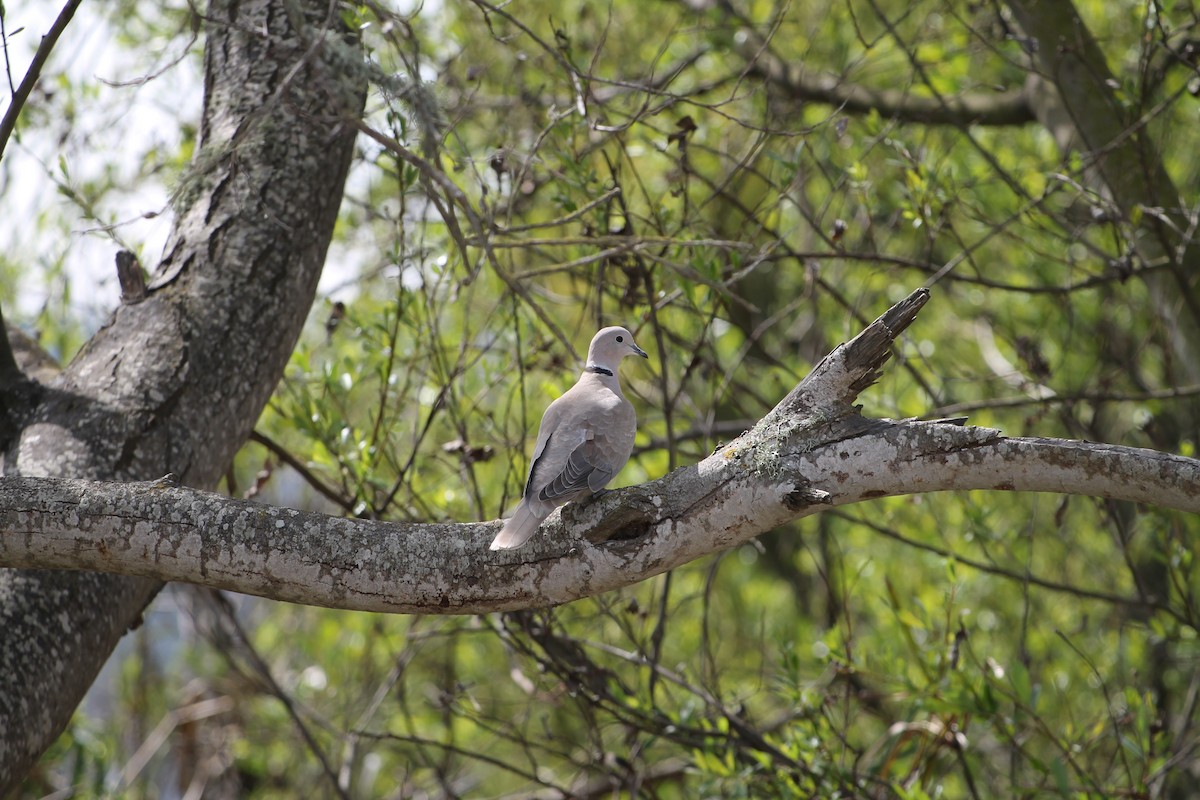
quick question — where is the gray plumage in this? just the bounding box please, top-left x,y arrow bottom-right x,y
491,326 -> 648,550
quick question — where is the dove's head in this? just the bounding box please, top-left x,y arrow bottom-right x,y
587,326 -> 649,373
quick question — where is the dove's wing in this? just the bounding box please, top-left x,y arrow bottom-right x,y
536,437 -> 614,502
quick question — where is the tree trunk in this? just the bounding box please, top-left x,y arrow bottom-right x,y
1007,0 -> 1200,393
0,0 -> 366,791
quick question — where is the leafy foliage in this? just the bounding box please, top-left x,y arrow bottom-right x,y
8,0 -> 1200,796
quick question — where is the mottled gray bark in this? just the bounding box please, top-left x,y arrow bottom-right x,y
2,290 -> 1198,616
2,414 -> 1199,613
0,0 -> 366,792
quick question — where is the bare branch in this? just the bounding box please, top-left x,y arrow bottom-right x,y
750,52 -> 1036,127
0,0 -> 83,163
2,290 -> 1197,614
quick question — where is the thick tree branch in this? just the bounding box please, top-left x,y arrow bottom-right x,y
3,290 -> 1196,614
0,430 -> 1195,613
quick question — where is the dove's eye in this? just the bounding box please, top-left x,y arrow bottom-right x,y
616,335 -> 624,342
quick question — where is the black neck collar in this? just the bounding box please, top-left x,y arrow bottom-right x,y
586,365 -> 614,377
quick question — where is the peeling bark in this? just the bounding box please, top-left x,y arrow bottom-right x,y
0,0 -> 366,792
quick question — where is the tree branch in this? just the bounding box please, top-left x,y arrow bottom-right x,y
749,51 -> 1036,127
0,305 -> 17,379
0,310 -> 39,456
1006,0 -> 1200,388
708,0 -> 1036,128
0,0 -> 83,163
3,290 -> 1197,614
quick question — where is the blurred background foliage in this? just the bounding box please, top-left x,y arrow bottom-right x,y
7,0 -> 1200,796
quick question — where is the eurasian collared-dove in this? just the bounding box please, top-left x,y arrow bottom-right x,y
490,326 -> 648,550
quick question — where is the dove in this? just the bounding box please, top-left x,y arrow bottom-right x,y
490,326 -> 649,550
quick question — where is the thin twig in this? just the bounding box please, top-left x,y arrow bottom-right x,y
1,6 -> 17,95
0,0 -> 83,163
248,430 -> 355,512
835,510 -> 1184,622
206,590 -> 352,800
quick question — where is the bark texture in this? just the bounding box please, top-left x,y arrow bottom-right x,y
0,0 -> 366,791
2,291 -> 1197,615
2,423 -> 1199,613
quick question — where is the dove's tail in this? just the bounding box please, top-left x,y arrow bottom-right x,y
490,502 -> 543,550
